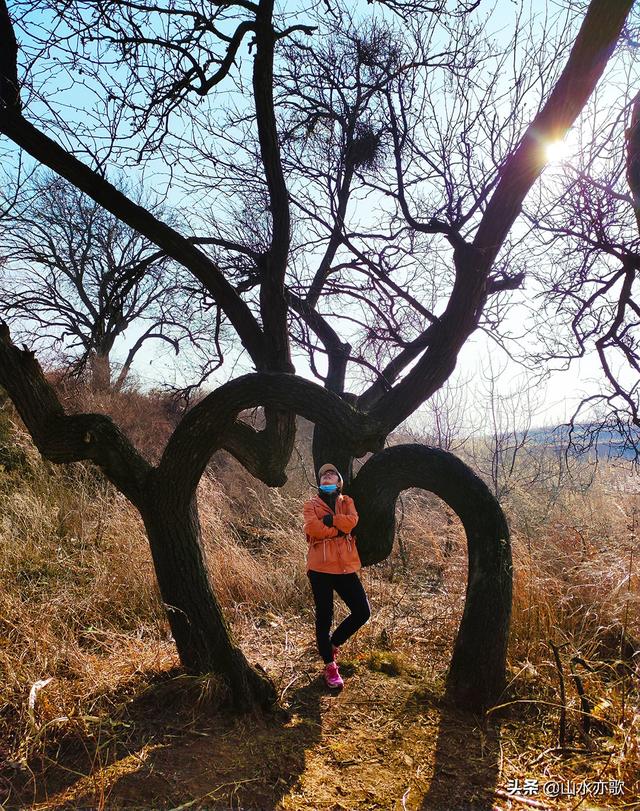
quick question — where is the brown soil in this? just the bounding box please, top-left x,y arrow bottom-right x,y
3,612 -> 637,811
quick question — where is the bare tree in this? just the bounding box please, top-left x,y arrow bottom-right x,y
521,68 -> 640,456
469,361 -> 546,501
405,375 -> 472,454
0,171 -> 226,391
0,0 -> 634,712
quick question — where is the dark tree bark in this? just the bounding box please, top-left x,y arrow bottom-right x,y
349,444 -> 511,711
312,394 -> 357,487
89,350 -> 111,392
311,428 -> 354,488
140,476 -> 276,710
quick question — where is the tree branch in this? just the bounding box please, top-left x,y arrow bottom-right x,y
0,322 -> 151,505
473,0 -> 634,268
367,0 -> 634,431
221,410 -> 295,486
286,287 -> 351,391
0,4 -> 266,366
0,112 -> 266,366
253,0 -> 293,372
158,373 -> 385,503
626,91 -> 640,231
0,0 -> 19,112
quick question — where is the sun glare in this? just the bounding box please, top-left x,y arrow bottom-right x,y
545,139 -> 569,164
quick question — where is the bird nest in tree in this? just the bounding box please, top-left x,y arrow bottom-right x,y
347,125 -> 384,171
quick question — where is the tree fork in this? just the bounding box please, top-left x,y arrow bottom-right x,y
349,444 -> 512,712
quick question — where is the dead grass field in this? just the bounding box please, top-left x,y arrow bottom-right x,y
0,397 -> 638,810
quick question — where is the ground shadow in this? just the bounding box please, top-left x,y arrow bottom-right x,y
5,670 -> 324,810
419,694 -> 502,811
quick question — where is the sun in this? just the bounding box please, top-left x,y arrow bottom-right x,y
545,139 -> 569,163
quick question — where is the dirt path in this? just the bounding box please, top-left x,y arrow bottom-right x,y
4,616 -> 637,810
10,666 -> 497,810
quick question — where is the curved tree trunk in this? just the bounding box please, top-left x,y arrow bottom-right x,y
312,423 -> 354,486
141,472 -> 276,711
349,444 -> 512,712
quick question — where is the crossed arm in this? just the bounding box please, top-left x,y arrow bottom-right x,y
303,496 -> 359,540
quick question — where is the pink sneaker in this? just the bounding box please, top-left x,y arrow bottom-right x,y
324,661 -> 344,689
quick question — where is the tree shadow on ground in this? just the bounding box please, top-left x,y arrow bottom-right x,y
419,694 -> 502,811
6,669 -> 325,810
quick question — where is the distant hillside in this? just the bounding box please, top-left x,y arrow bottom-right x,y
529,423 -> 639,462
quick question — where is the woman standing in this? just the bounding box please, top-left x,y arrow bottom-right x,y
303,463 -> 371,689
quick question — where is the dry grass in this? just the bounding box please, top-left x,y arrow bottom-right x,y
52,375 -> 178,464
198,474 -> 310,613
0,394 -> 638,808
502,473 -> 640,794
0,432 -> 166,773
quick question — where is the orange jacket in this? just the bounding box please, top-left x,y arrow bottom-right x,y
303,493 -> 361,574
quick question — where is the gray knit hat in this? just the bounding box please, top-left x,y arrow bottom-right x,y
317,463 -> 343,489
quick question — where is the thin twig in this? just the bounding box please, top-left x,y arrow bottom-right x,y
167,778 -> 261,811
549,641 -> 567,747
489,789 -> 552,809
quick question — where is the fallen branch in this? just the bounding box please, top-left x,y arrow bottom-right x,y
489,789 -> 552,809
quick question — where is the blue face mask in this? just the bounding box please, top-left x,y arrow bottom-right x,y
319,484 -> 338,493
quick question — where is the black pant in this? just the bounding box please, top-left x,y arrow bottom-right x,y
307,570 -> 371,664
